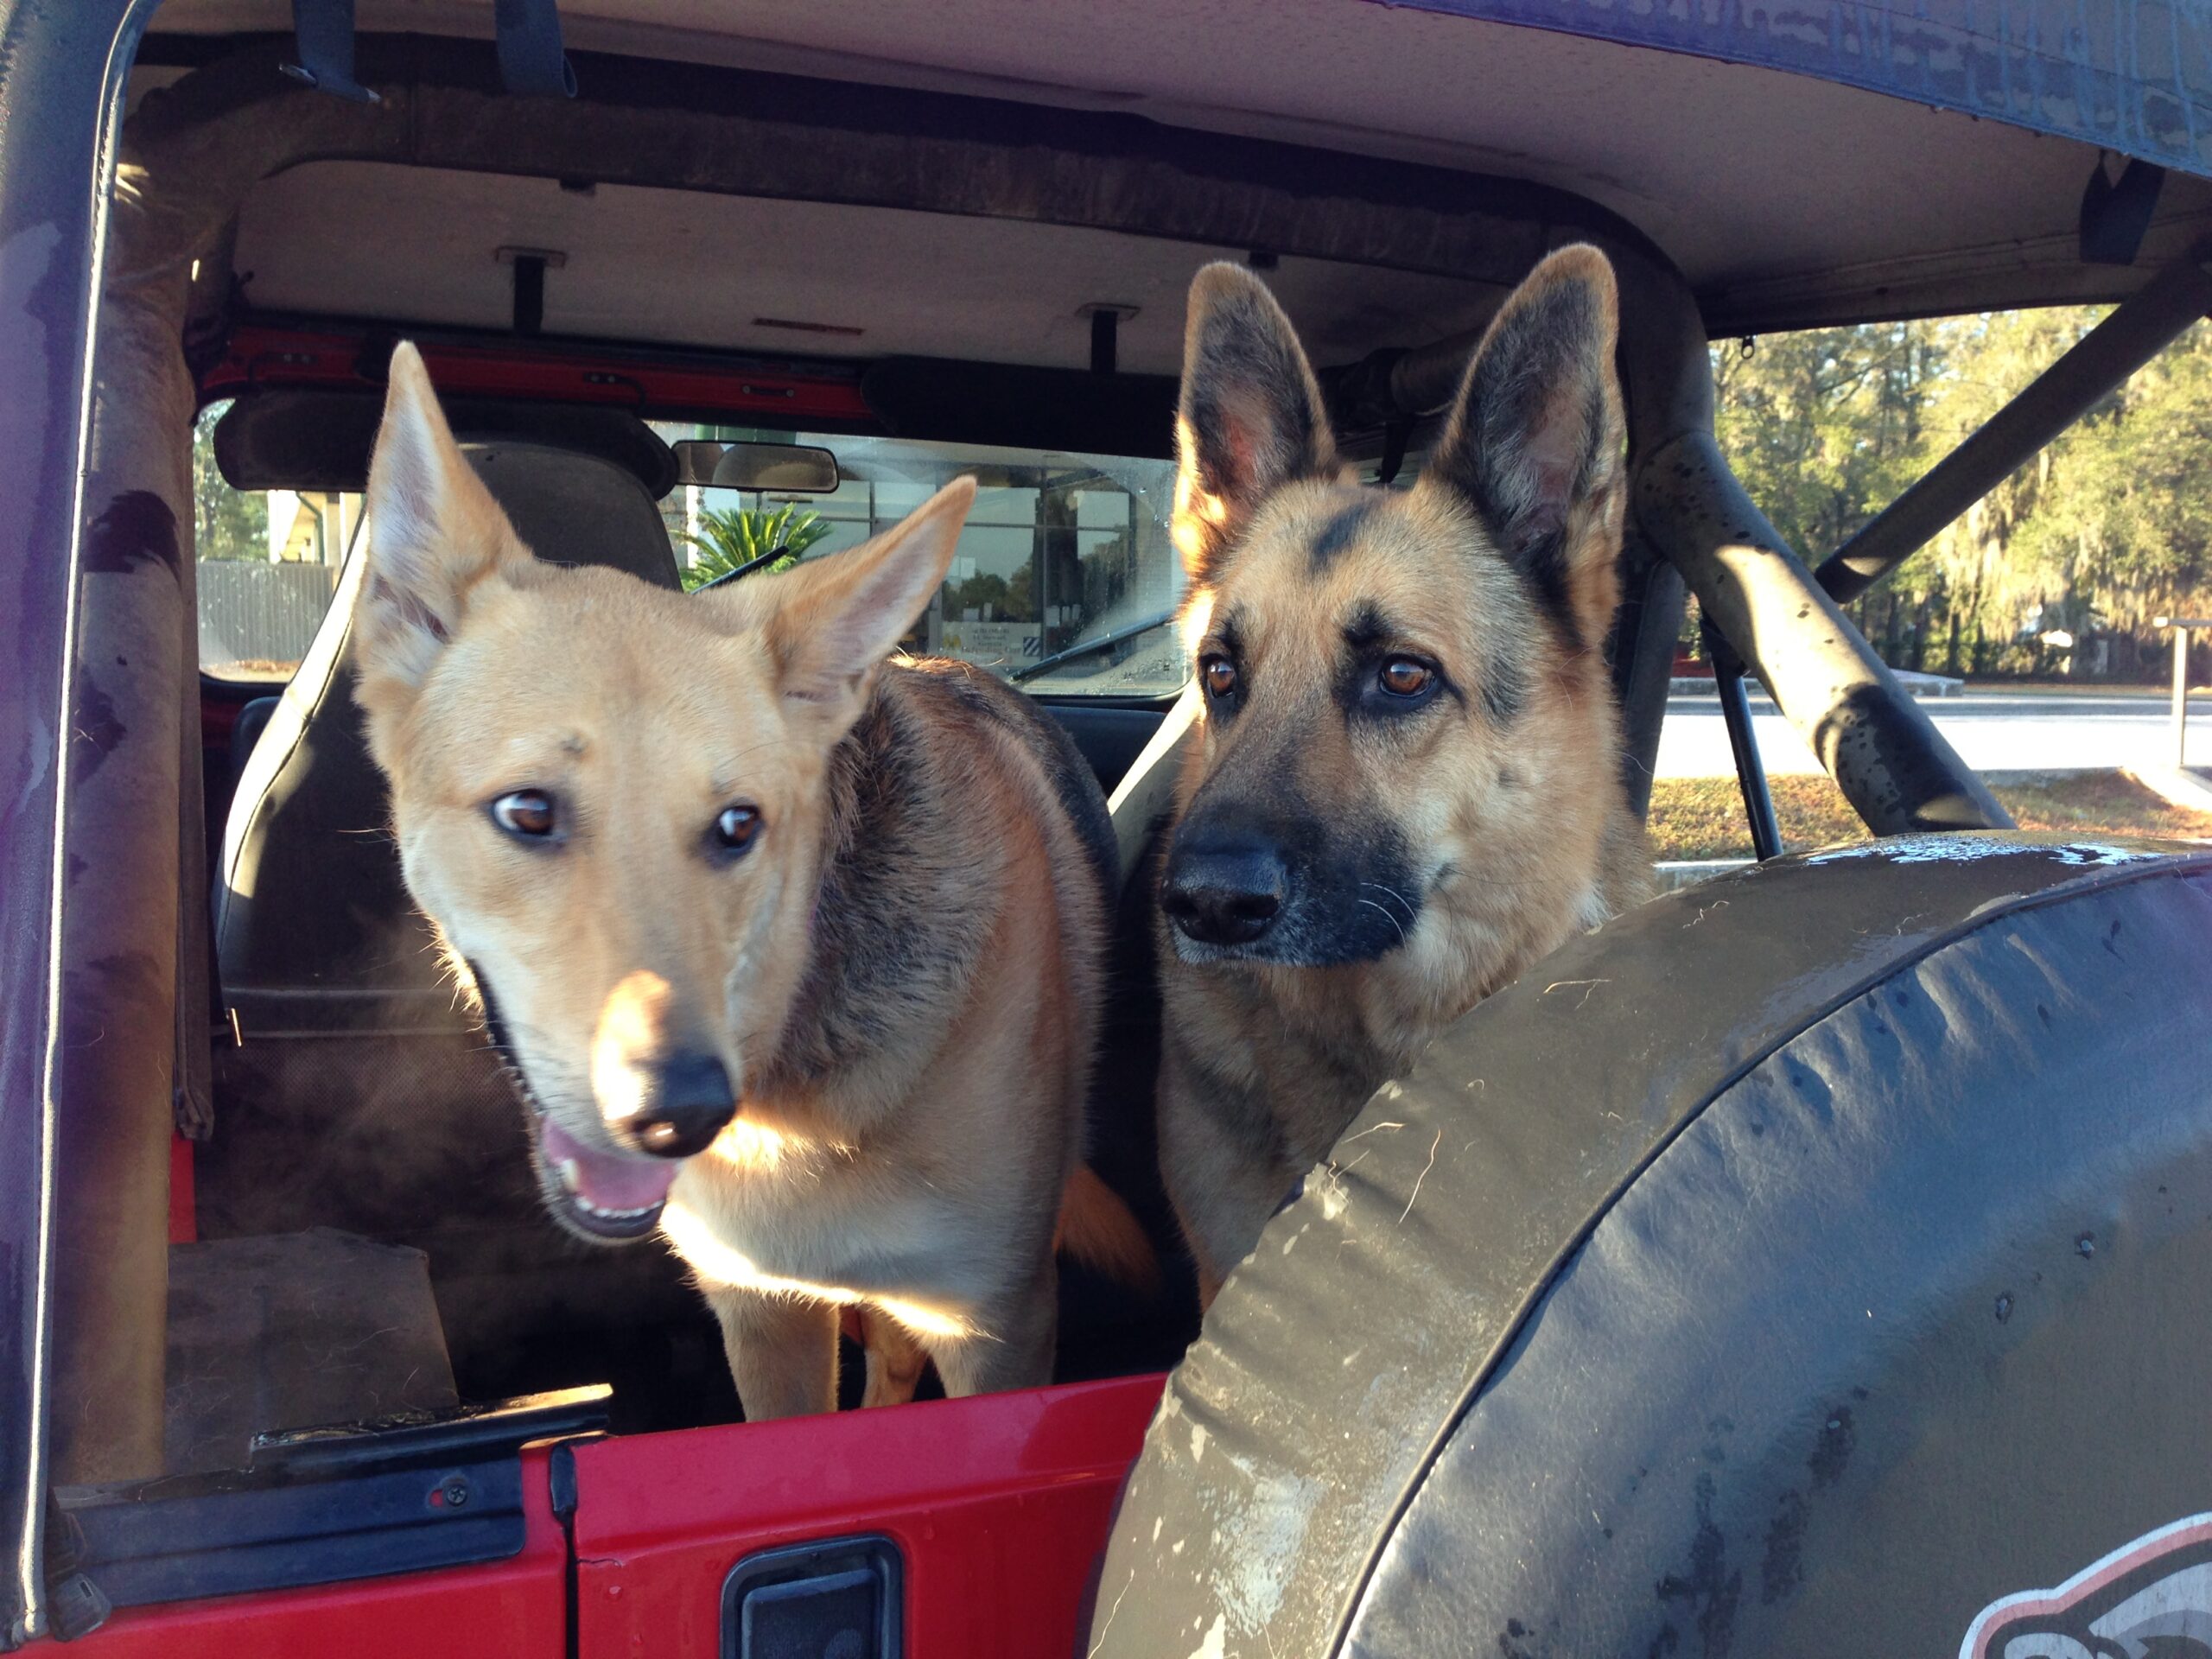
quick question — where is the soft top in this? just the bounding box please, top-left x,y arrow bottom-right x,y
140,0 -> 2212,337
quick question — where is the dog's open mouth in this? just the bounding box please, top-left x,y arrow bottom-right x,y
477,971 -> 682,1243
535,1116 -> 680,1242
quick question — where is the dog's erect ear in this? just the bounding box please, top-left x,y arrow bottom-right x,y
759,476 -> 974,741
1173,262 -> 1338,587
1424,244 -> 1626,646
356,342 -> 530,703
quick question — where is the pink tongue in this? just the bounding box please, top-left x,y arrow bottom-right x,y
542,1120 -> 681,1211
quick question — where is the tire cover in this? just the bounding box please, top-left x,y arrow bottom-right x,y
1086,833 -> 2212,1659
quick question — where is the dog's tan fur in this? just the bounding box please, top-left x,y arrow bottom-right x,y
1156,247 -> 1653,1303
355,345 -> 1142,1417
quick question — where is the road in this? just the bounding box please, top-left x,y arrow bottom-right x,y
1656,691 -> 2212,779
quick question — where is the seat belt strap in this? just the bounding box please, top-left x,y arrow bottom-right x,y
282,0 -> 378,103
494,0 -> 579,98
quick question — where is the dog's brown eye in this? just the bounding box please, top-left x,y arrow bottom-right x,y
1201,655 -> 1239,701
714,804 -> 761,855
491,789 -> 557,839
1380,658 -> 1433,697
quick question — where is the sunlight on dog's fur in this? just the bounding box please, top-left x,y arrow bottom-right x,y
1154,245 -> 1655,1305
354,343 -> 1149,1418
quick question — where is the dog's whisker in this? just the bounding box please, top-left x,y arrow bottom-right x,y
1362,880 -> 1418,921
1357,897 -> 1408,947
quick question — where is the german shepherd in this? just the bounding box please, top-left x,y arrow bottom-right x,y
1155,246 -> 1653,1304
354,346 -> 1148,1418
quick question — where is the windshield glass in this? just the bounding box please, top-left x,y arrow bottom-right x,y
652,425 -> 1186,696
191,404 -> 360,683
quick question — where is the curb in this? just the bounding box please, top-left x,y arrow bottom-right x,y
1653,858 -> 1756,891
2125,766 -> 2212,815
1668,671 -> 1963,700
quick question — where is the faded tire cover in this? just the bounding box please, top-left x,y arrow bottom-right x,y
1085,833 -> 2212,1658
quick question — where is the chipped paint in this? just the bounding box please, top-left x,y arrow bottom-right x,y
1187,1612 -> 1225,1659
1148,1389 -> 1181,1433
1314,1165 -> 1350,1222
1216,1470 -> 1323,1635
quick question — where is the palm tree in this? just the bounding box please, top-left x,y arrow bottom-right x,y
677,503 -> 834,590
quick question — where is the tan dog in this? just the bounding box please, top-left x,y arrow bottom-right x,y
354,346 -> 1148,1417
1154,246 -> 1653,1305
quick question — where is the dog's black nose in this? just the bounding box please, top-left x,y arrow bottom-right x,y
621,1053 -> 735,1159
1162,841 -> 1289,946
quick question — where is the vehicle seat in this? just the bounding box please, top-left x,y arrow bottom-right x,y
204,437 -> 736,1432
228,695 -> 276,784
1045,690 -> 1205,1378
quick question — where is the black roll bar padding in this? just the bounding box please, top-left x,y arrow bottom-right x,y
1702,619 -> 1783,861
1381,309 -> 1499,417
1816,238 -> 2212,606
1611,245 -> 2013,837
1605,540 -> 1685,824
493,0 -> 578,99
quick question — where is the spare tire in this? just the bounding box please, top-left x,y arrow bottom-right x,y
1085,833 -> 2212,1659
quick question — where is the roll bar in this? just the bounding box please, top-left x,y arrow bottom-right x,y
1818,240 -> 2212,605
1613,248 -> 2012,835
1327,242 -> 2018,838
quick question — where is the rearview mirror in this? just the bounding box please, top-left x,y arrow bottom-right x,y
672,440 -> 840,494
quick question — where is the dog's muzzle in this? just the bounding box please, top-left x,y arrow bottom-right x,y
1161,838 -> 1289,947
1159,811 -> 1423,967
536,1052 -> 736,1243
614,1052 -> 736,1160
477,961 -> 738,1243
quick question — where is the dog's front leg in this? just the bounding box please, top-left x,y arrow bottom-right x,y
705,1287 -> 839,1421
931,1255 -> 1058,1401
855,1307 -> 930,1409
1157,1040 -> 1296,1313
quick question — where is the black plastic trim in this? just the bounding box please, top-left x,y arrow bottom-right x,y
50,1387 -> 608,1613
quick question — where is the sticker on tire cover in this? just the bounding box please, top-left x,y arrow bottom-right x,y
1960,1512 -> 2212,1658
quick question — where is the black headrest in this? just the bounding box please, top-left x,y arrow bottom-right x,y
217,438 -> 683,1008
213,388 -> 678,499
461,441 -> 684,591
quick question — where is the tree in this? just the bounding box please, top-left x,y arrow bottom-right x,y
1707,305 -> 2212,681
947,571 -> 1010,619
194,403 -> 268,563
677,503 -> 832,590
